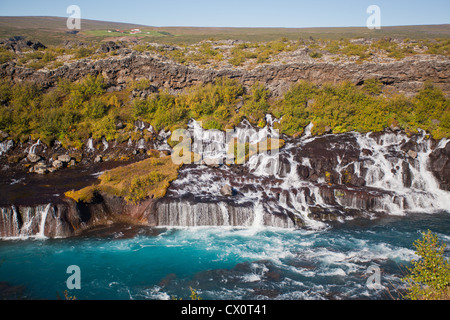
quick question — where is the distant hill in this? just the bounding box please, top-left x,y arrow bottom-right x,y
0,16 -> 449,45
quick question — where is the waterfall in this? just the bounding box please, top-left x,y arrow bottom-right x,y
1,117 -> 449,237
0,140 -> 14,156
303,122 -> 314,138
36,204 -> 52,239
28,139 -> 41,154
102,138 -> 109,151
252,201 -> 265,230
155,201 -> 254,227
164,117 -> 449,229
186,117 -> 281,166
0,206 -> 20,238
87,138 -> 95,152
0,204 -> 58,240
155,129 -> 172,152
355,130 -> 450,213
137,138 -> 146,150
218,202 -> 230,227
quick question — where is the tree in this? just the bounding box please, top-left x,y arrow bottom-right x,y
402,230 -> 450,300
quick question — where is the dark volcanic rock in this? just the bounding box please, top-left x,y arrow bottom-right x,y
0,36 -> 46,52
429,140 -> 450,190
1,49 -> 448,96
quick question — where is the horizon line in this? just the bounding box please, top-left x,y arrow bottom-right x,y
1,15 -> 449,30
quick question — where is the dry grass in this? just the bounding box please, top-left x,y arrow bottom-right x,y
416,286 -> 450,300
65,156 -> 181,204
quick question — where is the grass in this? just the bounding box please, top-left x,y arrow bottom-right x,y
231,137 -> 286,164
65,155 -> 181,204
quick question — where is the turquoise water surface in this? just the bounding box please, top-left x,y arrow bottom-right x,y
0,212 -> 449,300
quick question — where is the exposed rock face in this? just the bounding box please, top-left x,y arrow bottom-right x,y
96,41 -> 123,54
0,36 -> 46,52
1,51 -> 448,96
0,120 -> 449,239
429,140 -> 450,190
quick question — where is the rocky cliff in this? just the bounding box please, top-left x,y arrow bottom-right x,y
1,49 -> 449,96
1,118 -> 449,239
0,38 -> 449,239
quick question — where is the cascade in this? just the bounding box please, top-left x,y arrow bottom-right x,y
87,138 -> 95,152
102,138 -> 109,151
158,116 -> 449,229
28,139 -> 41,154
137,138 -> 146,149
355,130 -> 450,213
0,204 -> 58,239
36,204 -> 52,239
1,116 -> 449,238
0,140 -> 14,156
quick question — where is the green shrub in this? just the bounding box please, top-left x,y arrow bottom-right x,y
0,79 -> 12,104
42,51 -> 56,63
0,50 -> 15,64
363,78 -> 383,95
309,51 -> 323,59
240,83 -> 270,124
403,230 -> 450,300
75,47 -> 94,59
84,97 -> 109,119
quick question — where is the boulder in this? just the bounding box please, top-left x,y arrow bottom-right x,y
94,155 -> 103,163
7,155 -> 21,164
35,168 -> 47,175
52,160 -> 64,169
58,155 -> 72,163
220,184 -> 233,197
116,121 -> 125,130
407,150 -> 418,159
204,157 -> 221,168
402,161 -> 412,188
429,141 -> 450,189
34,162 -> 48,175
27,154 -> 41,163
69,152 -> 83,162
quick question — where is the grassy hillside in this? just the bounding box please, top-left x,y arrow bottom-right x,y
0,16 -> 449,45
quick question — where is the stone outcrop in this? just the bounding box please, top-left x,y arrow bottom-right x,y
429,140 -> 450,190
0,36 -> 46,53
1,50 -> 448,96
0,127 -> 449,239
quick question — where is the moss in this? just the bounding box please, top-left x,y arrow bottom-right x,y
65,156 -> 181,204
228,137 -> 285,164
65,186 -> 97,203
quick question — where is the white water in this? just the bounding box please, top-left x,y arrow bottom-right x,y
0,204 -> 54,240
102,137 -> 109,151
137,138 -> 146,150
0,140 -> 14,156
355,130 -> 450,214
159,117 -> 449,229
1,117 -> 449,238
87,138 -> 95,152
28,139 -> 41,154
36,204 -> 52,239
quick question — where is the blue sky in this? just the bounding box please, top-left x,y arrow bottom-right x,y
0,0 -> 449,28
